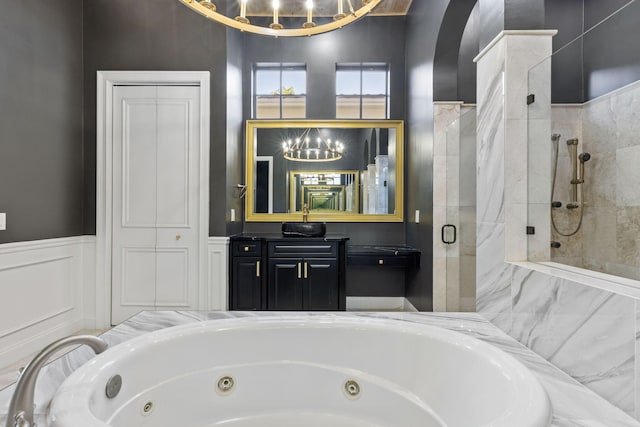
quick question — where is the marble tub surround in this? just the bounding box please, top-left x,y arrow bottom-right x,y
480,261 -> 640,419
511,266 -> 636,415
1,311 -> 638,427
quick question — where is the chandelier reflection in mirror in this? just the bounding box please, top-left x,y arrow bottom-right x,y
179,0 -> 383,37
282,128 -> 344,162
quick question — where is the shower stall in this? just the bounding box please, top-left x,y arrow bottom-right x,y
527,12 -> 640,282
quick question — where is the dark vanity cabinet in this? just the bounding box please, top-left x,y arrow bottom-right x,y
229,239 -> 266,310
230,236 -> 347,311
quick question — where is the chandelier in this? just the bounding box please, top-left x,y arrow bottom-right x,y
282,129 -> 344,162
179,0 -> 383,37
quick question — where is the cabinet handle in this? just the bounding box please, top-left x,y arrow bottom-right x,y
256,261 -> 260,278
244,246 -> 249,252
304,262 -> 308,279
298,262 -> 302,279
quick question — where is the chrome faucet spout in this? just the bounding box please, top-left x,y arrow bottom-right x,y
6,335 -> 108,427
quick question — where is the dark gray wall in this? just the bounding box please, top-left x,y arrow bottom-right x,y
479,0 -> 505,49
0,0 -> 84,244
479,0 -> 545,49
240,16 -> 408,247
226,28 -> 245,236
583,0 -> 640,99
240,16 -> 407,121
458,3 -> 480,104
546,0 -> 584,103
544,0 -> 640,103
405,0 -> 451,311
82,0 -> 236,237
433,0 -> 478,102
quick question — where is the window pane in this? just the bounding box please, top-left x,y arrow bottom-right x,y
255,70 -> 280,95
336,70 -> 361,95
362,69 -> 387,95
361,95 -> 387,119
336,95 -> 360,119
282,69 -> 306,95
255,96 -> 281,118
282,96 -> 306,118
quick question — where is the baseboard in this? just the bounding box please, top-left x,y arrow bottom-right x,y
403,298 -> 418,312
346,297 -> 417,311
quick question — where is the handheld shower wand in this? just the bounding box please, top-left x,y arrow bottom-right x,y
551,134 -> 591,237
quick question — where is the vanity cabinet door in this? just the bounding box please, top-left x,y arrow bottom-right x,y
304,258 -> 339,310
230,257 -> 264,310
268,258 -> 304,310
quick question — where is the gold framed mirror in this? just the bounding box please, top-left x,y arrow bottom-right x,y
245,120 -> 404,222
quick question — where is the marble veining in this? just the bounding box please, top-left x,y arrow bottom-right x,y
511,267 -> 636,416
1,311 -> 637,426
476,222 -> 512,332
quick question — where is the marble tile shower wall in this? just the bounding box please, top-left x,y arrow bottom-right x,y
550,106 -> 584,268
550,81 -> 640,281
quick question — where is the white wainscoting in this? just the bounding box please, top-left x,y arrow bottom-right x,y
207,237 -> 229,310
0,236 -> 95,368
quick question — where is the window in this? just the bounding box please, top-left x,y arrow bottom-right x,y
336,63 -> 389,119
253,63 -> 306,119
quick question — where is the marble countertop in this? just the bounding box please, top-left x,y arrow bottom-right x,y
1,311 -> 638,426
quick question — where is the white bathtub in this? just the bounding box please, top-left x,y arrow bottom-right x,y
48,316 -> 552,427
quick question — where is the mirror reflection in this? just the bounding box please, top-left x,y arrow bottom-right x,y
246,120 -> 404,222
290,170 -> 359,213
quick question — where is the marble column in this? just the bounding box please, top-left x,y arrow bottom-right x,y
474,30 -> 556,331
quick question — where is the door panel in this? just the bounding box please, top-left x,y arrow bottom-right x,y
155,87 -> 200,313
268,258 -> 303,310
156,94 -> 191,227
305,259 -> 339,310
155,249 -> 189,306
120,248 -> 156,306
122,98 -> 158,227
232,258 -> 263,310
112,85 -> 201,324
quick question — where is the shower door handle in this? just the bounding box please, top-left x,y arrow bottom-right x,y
441,224 -> 457,245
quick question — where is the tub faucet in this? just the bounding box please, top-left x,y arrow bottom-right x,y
6,335 -> 108,427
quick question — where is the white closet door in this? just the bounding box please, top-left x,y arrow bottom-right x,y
111,85 -> 201,324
